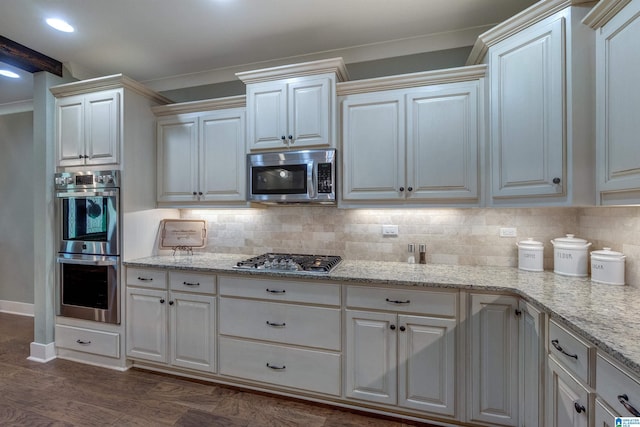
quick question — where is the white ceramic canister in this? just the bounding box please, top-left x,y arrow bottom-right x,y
550,234 -> 592,277
516,238 -> 544,272
590,248 -> 626,285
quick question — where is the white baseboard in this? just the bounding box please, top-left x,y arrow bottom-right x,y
28,341 -> 56,363
0,300 -> 34,317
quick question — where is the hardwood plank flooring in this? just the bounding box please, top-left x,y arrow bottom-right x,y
0,313 -> 440,427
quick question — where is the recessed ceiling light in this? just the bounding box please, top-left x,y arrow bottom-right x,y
46,18 -> 74,33
0,70 -> 20,79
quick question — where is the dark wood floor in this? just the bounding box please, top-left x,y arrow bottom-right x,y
0,313 -> 439,427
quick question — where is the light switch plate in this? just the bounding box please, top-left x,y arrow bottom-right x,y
499,227 -> 517,237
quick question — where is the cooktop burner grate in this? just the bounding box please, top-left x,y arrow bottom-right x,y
235,253 -> 342,274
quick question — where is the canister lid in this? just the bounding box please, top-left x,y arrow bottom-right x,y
551,234 -> 591,248
591,247 -> 625,260
517,237 -> 543,248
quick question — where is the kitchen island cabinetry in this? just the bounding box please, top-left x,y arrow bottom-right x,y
584,0 -> 640,205
339,66 -> 484,207
126,268 -> 216,373
345,285 -> 458,421
217,275 -> 342,396
236,58 -> 348,152
154,97 -> 247,206
467,2 -> 594,206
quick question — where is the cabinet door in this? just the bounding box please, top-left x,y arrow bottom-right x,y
398,314 -> 457,417
246,82 -> 287,151
200,109 -> 246,202
596,0 -> 640,204
345,310 -> 397,405
170,292 -> 216,373
341,92 -> 405,201
406,81 -> 480,203
490,17 -> 565,199
84,90 -> 120,166
56,95 -> 85,167
288,77 -> 331,148
594,398 -> 618,427
468,293 -> 519,426
157,115 -> 199,202
126,287 -> 167,363
547,357 -> 590,427
519,300 -> 545,427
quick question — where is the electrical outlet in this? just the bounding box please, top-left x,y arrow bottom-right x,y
382,225 -> 399,236
499,227 -> 517,237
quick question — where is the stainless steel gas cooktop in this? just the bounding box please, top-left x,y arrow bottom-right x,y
235,253 -> 342,274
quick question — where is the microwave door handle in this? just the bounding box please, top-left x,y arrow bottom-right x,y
57,257 -> 118,266
308,161 -> 316,199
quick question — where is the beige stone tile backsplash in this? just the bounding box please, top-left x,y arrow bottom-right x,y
181,206 -> 640,286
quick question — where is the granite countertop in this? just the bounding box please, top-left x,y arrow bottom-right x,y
125,253 -> 640,378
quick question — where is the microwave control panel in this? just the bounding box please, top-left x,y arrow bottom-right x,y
317,163 -> 333,193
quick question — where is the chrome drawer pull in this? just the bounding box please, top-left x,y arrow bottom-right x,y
266,321 -> 286,327
183,281 -> 200,286
551,339 -> 578,360
137,277 -> 153,281
76,339 -> 91,345
618,394 -> 640,417
386,298 -> 410,304
266,289 -> 286,294
266,363 -> 286,370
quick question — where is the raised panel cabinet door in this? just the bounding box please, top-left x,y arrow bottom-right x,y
341,92 -> 405,201
288,77 -> 331,148
156,115 -> 199,202
397,314 -> 457,418
406,81 -> 479,203
596,0 -> 640,203
490,17 -> 565,199
170,292 -> 216,373
594,398 -> 618,427
345,310 -> 397,405
246,82 -> 287,150
200,109 -> 246,202
56,95 -> 85,167
468,293 -> 519,426
126,287 -> 167,363
84,90 -> 120,166
546,357 -> 590,427
519,300 -> 545,427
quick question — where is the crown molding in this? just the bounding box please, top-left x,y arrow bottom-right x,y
466,0 -> 594,65
582,0 -> 632,28
336,65 -> 486,96
0,99 -> 33,115
50,73 -> 171,104
152,95 -> 246,116
236,57 -> 349,84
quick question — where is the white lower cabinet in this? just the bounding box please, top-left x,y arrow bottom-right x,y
594,398 -> 618,427
546,357 -> 591,427
467,293 -> 519,426
126,269 -> 216,373
596,352 -> 640,420
345,286 -> 458,420
519,300 -> 545,427
55,324 -> 120,358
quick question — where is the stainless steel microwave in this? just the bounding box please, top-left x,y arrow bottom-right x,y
247,149 -> 336,204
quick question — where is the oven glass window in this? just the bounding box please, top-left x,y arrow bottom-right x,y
62,196 -> 110,242
61,263 -> 110,309
252,165 -> 307,194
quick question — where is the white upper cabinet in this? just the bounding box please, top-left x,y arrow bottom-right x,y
237,58 -> 348,152
468,2 -> 595,206
339,66 -> 485,207
154,97 -> 247,206
584,0 -> 640,205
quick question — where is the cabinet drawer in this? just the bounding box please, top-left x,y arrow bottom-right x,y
169,271 -> 216,294
346,285 -> 457,317
55,325 -> 120,358
597,353 -> 640,417
126,268 -> 167,289
548,319 -> 594,385
219,275 -> 340,306
218,337 -> 341,396
219,298 -> 340,350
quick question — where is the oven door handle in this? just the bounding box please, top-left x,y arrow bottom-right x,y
57,257 -> 119,266
56,190 -> 118,198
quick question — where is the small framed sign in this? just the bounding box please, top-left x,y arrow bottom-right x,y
159,219 -> 207,250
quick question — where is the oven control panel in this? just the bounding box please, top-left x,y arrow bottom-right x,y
55,170 -> 120,189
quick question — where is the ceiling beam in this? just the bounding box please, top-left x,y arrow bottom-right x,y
0,36 -> 62,76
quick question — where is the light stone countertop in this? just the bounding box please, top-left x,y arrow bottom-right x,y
125,252 -> 640,378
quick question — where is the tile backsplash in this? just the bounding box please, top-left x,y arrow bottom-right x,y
181,206 -> 640,286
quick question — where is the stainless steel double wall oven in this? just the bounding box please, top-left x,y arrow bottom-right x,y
55,170 -> 120,324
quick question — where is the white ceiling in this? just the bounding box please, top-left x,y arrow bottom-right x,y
0,0 -> 538,107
